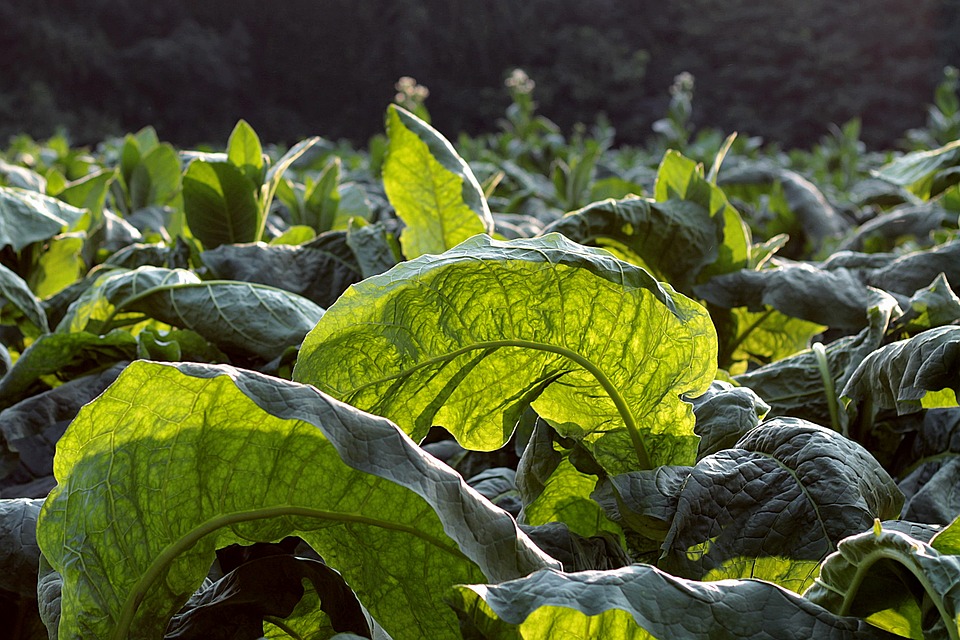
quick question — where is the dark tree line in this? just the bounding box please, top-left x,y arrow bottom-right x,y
1,0 -> 957,148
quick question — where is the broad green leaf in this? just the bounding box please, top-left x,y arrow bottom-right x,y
57,168 -> 116,216
226,119 -> 265,186
0,262 -> 49,332
383,104 -> 493,258
202,233 -> 363,308
345,219 -> 398,279
129,143 -> 182,212
448,565 -> 898,639
0,187 -> 86,251
0,498 -> 44,597
893,272 -> 960,333
841,325 -> 960,417
806,526 -> 960,640
654,150 -> 751,277
59,266 -> 324,360
0,330 -> 136,411
874,139 -> 960,199
294,234 -> 717,472
28,232 -> 85,299
604,419 -> 902,589
182,160 -> 259,249
36,361 -> 557,640
864,239 -> 960,298
540,196 -> 724,294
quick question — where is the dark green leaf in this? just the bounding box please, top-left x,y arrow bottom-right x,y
345,219 -> 398,279
540,196 -> 723,293
183,161 -> 259,249
841,325 -> 960,417
606,418 -> 902,591
687,380 -> 769,458
164,555 -> 370,639
59,266 -> 324,360
806,526 -> 960,639
448,565 -> 899,639
201,233 -> 363,308
0,187 -> 86,251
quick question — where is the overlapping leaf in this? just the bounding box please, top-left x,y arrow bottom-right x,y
294,233 -> 717,471
36,361 -> 557,640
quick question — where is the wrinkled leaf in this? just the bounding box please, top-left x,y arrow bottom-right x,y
841,325 -> 960,417
806,526 -> 960,639
294,233 -> 717,472
383,105 -> 493,258
604,418 -> 903,590
58,266 -> 324,360
202,233 -> 363,308
448,565 -> 898,639
540,196 -> 723,293
687,380 -> 769,458
36,361 -> 557,640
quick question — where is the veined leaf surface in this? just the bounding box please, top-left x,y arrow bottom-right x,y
36,361 -> 557,640
294,234 -> 717,471
182,160 -> 259,249
57,266 -> 324,359
448,565 -> 898,639
0,186 -> 86,251
383,104 -> 493,258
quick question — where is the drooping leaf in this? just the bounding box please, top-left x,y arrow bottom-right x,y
891,273 -> 960,334
539,196 -> 724,294
36,361 -> 557,640
383,104 -> 493,258
518,522 -> 630,573
0,364 -> 124,497
182,160 -> 260,249
841,325 -> 960,417
806,526 -> 960,640
0,498 -> 44,597
201,233 -> 363,308
58,266 -> 324,360
0,262 -> 49,333
839,203 -> 956,253
0,330 -> 136,411
696,262 -> 877,330
345,219 -> 398,279
604,418 -> 903,591
687,380 -> 769,458
733,292 -> 898,426
57,168 -> 116,217
865,239 -> 960,298
164,555 -> 370,639
448,565 -> 899,640
0,187 -> 86,251
294,233 -> 718,472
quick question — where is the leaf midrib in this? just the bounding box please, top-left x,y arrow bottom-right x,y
113,505 -> 468,640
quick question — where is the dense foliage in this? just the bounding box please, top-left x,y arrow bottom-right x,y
1,80 -> 960,639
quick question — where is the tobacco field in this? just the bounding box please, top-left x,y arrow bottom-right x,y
1,76 -> 960,639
